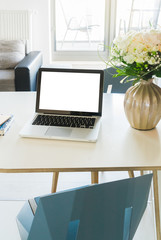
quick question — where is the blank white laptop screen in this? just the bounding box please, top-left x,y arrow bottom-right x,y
38,71 -> 101,113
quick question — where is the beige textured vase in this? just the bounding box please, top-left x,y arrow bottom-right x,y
124,79 -> 161,130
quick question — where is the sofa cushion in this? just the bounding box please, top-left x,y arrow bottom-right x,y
0,70 -> 15,91
0,40 -> 25,69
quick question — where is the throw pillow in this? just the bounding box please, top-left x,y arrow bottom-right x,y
0,40 -> 25,69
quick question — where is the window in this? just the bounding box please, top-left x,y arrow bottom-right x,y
116,0 -> 161,35
55,0 -> 105,51
50,0 -> 113,61
50,0 -> 161,61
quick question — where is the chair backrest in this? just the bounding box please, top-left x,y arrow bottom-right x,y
17,174 -> 153,240
104,67 -> 133,93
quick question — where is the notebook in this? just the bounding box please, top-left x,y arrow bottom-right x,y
19,68 -> 104,142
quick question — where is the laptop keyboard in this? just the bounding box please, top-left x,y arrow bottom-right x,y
32,115 -> 96,129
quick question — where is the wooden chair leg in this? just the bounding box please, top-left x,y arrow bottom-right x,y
51,172 -> 59,193
128,171 -> 134,178
91,171 -> 99,184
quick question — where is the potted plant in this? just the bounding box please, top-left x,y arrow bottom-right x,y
106,28 -> 161,130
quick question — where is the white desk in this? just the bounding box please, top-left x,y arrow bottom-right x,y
0,92 -> 161,239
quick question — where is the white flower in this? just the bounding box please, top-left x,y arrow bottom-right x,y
107,28 -> 161,80
148,57 -> 157,65
123,55 -> 135,64
110,28 -> 161,66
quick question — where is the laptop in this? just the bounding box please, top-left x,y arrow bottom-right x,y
19,68 -> 104,142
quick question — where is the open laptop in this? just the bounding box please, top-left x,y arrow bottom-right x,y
19,68 -> 104,142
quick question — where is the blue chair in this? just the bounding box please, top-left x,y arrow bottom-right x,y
104,67 -> 133,93
17,174 -> 152,240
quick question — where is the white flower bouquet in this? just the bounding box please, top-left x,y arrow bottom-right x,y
107,28 -> 161,84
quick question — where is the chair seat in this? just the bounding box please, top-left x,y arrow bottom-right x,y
0,70 -> 15,91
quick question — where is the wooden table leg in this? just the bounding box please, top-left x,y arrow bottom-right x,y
140,170 -> 144,176
51,172 -> 59,193
128,171 -> 134,178
91,171 -> 99,184
153,170 -> 161,240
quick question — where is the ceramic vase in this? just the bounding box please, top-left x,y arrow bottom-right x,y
124,79 -> 161,130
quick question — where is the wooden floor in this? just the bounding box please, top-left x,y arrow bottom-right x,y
0,171 -> 156,239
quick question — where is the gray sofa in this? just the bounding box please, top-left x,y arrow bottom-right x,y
0,40 -> 43,91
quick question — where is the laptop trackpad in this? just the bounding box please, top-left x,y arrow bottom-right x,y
45,127 -> 72,137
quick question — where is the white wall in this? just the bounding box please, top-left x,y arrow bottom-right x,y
0,0 -> 51,64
